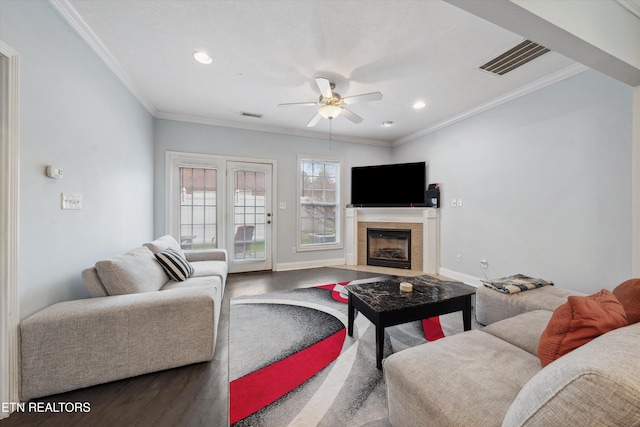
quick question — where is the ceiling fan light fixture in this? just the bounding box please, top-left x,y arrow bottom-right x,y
319,104 -> 342,119
193,51 -> 212,64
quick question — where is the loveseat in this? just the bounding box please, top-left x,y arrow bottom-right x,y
19,235 -> 227,402
384,279 -> 640,426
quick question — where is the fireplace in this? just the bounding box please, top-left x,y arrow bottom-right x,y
345,207 -> 439,274
367,228 -> 411,269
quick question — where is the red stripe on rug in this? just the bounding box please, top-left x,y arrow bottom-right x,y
315,282 -> 350,303
229,328 -> 346,424
422,316 -> 445,341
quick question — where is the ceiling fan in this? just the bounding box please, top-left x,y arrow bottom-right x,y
278,77 -> 383,127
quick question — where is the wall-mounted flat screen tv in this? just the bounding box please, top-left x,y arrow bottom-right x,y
351,161 -> 426,207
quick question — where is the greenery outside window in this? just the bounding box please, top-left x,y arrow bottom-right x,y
298,156 -> 341,250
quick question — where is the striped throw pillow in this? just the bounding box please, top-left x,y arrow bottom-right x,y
154,248 -> 194,281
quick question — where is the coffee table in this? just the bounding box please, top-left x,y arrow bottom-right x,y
345,275 -> 476,369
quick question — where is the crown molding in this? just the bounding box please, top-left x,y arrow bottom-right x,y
48,0 -> 590,149
617,0 -> 640,18
392,63 -> 589,146
49,0 -> 157,115
154,112 -> 393,147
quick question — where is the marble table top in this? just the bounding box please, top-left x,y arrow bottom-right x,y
345,275 -> 476,312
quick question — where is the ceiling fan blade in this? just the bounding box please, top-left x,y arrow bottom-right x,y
340,108 -> 363,124
278,101 -> 319,107
342,92 -> 383,105
307,112 -> 323,127
315,77 -> 334,99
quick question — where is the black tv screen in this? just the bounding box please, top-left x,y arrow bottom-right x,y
351,162 -> 426,207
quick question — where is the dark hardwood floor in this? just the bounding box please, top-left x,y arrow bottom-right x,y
0,267 -> 384,427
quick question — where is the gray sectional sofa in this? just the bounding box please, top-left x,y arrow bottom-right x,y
384,283 -> 640,426
19,235 -> 227,402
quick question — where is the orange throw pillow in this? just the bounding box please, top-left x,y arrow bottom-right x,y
612,278 -> 640,325
538,289 -> 627,367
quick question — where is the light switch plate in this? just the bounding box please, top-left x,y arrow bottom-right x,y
61,193 -> 82,210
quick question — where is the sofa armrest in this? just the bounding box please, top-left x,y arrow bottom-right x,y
185,248 -> 227,263
19,287 -> 216,402
504,322 -> 640,426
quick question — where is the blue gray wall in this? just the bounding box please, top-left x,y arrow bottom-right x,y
2,0 -> 155,318
153,119 -> 392,268
393,70 -> 633,293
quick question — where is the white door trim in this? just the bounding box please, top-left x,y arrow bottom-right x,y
0,40 -> 21,417
226,161 -> 275,273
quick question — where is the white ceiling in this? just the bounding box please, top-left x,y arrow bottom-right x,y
54,0 -> 584,146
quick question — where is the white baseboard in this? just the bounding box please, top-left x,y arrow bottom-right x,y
438,268 -> 482,287
275,258 -> 346,272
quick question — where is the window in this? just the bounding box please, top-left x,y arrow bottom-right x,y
179,167 -> 218,249
298,157 -> 341,250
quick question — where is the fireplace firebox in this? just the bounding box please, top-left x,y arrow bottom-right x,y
366,228 -> 411,269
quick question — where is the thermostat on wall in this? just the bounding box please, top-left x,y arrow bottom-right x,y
46,166 -> 63,179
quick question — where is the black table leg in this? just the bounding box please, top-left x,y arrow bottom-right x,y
376,324 -> 384,369
462,295 -> 472,331
348,296 -> 355,337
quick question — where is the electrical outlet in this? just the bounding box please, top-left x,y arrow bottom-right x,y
451,198 -> 457,207
291,246 -> 296,254
457,198 -> 463,207
480,259 -> 489,269
456,254 -> 462,262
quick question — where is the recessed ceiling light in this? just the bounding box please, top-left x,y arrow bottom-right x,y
382,121 -> 394,127
193,51 -> 212,64
413,101 -> 426,109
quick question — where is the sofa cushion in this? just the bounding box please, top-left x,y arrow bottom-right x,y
612,278 -> 640,324
384,330 -> 541,427
504,322 -> 640,426
537,289 -> 627,367
144,234 -> 185,258
95,246 -> 168,295
482,310 -> 552,357
155,248 -> 194,281
82,266 -> 109,298
161,276 -> 220,294
191,260 -> 227,279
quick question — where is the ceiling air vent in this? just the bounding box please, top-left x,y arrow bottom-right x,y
478,40 -> 550,76
241,111 -> 263,119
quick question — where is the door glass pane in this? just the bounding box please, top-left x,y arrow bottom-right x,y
233,169 -> 266,261
180,167 -> 217,249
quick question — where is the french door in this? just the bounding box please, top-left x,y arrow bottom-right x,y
226,161 -> 273,273
167,152 -> 274,274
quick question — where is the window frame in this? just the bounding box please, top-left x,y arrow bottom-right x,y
296,155 -> 343,252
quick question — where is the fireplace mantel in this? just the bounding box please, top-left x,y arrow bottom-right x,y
344,207 -> 440,274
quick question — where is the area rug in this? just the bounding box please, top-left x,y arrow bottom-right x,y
229,277 -> 476,427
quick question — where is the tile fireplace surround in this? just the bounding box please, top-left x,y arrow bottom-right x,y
345,207 -> 440,275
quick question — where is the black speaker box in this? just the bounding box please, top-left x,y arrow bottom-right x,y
425,184 -> 440,208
